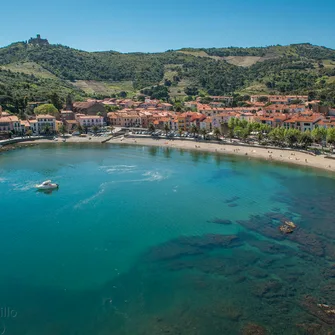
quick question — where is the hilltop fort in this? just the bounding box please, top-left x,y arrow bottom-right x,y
28,34 -> 49,46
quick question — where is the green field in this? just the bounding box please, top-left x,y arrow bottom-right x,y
71,80 -> 136,97
0,62 -> 57,79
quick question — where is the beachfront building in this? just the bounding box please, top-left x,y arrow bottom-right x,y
35,115 -> 56,134
20,120 -> 33,134
76,114 -> 104,129
200,117 -> 212,131
0,114 -> 21,133
316,118 -> 335,129
292,113 -> 323,132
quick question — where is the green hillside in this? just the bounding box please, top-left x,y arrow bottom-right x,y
0,39 -> 335,113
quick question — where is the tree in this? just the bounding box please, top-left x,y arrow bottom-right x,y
76,124 -> 84,134
164,79 -> 172,87
42,124 -> 51,135
66,94 -> 73,110
174,102 -> 183,112
49,92 -> 63,110
184,86 -> 199,96
164,123 -> 170,136
200,128 -> 208,140
234,126 -> 243,139
312,127 -> 327,146
84,125 -> 88,134
118,91 -> 127,98
327,128 -> 335,147
190,124 -> 198,136
240,128 -> 250,141
299,130 -> 313,149
269,127 -> 285,146
148,123 -> 155,133
34,104 -> 59,117
285,128 -> 300,147
58,123 -> 67,136
26,130 -> 33,137
213,127 -> 221,140
178,129 -> 183,137
257,96 -> 269,103
92,125 -> 99,135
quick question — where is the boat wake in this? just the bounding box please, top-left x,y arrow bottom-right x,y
12,181 -> 37,191
142,171 -> 168,182
100,165 -> 137,174
74,170 -> 169,208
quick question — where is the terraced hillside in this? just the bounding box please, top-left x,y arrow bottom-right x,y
0,40 -> 335,113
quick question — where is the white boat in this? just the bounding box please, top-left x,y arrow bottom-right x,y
35,180 -> 59,190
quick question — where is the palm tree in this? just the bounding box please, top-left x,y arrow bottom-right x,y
200,128 -> 208,140
84,125 -> 89,134
42,124 -> 51,135
190,124 -> 198,136
92,125 -> 99,135
148,123 -> 155,133
213,127 -> 221,140
58,124 -> 67,137
76,124 -> 84,134
164,123 -> 170,136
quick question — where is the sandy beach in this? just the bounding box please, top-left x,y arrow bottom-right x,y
20,135 -> 335,173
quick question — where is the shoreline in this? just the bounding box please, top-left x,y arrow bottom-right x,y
13,136 -> 335,173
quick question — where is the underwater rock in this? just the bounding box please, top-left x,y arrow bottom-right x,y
238,214 -> 326,258
237,216 -> 284,240
233,275 -> 247,283
207,218 -> 233,225
247,268 -> 268,279
320,282 -> 335,305
271,207 -> 281,212
211,303 -> 243,321
247,239 -> 295,256
290,230 -> 325,257
323,265 -> 335,279
241,323 -> 267,335
147,241 -> 202,261
252,280 -> 283,299
324,243 -> 335,261
224,196 -> 240,203
228,203 -> 238,207
279,223 -> 295,234
146,234 -> 243,262
295,322 -> 331,335
264,212 -> 289,222
177,234 -> 242,249
301,295 -> 335,325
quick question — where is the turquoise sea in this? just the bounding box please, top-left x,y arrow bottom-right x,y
0,143 -> 334,334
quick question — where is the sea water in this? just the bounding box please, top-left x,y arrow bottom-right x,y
0,143 -> 334,334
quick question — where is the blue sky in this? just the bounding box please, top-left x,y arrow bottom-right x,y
1,0 -> 334,52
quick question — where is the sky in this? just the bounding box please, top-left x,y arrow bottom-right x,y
1,0 -> 334,52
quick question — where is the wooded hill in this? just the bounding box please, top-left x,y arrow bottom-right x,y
0,39 -> 335,113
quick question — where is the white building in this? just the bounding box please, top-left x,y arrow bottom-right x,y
35,115 -> 56,134
76,114 -> 104,128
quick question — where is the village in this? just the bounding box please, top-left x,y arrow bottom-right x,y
0,94 -> 335,141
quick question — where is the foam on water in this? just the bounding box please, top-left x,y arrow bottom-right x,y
100,165 -> 137,174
